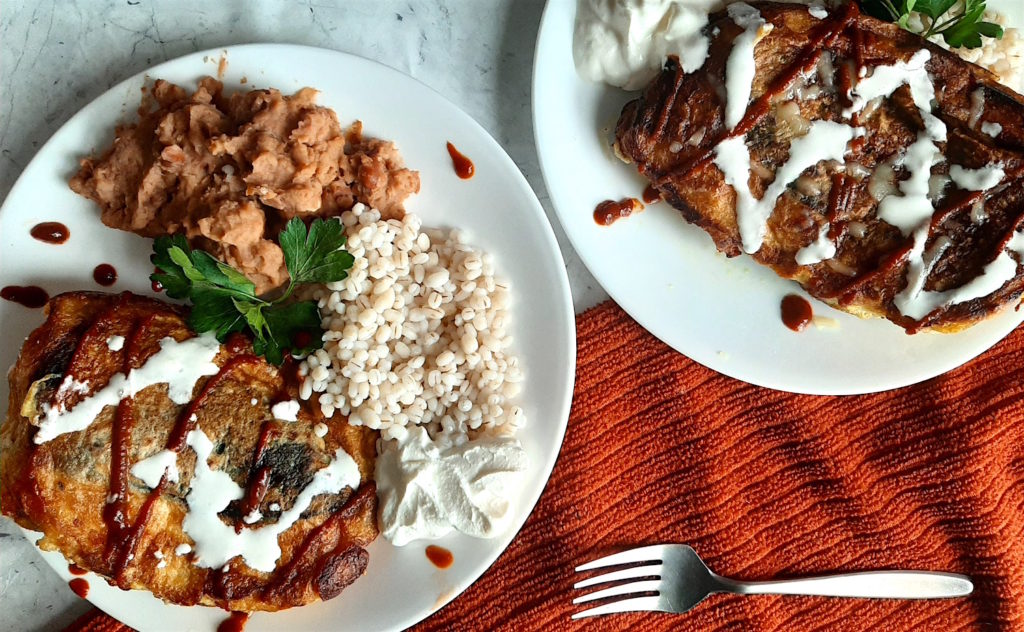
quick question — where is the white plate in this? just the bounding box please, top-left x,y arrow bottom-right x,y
0,44 -> 575,631
534,0 -> 1024,395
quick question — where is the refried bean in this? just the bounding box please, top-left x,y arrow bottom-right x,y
69,77 -> 420,294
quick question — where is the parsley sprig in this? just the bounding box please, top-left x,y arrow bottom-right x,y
865,0 -> 1003,48
151,217 -> 354,365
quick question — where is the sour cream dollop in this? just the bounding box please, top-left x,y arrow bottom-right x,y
375,426 -> 528,546
573,0 -> 724,90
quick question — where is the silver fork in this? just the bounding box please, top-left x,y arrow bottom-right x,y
573,544 -> 973,619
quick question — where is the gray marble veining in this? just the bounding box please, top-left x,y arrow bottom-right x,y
0,0 -> 608,629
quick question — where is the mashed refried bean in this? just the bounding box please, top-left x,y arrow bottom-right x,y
70,77 -> 420,294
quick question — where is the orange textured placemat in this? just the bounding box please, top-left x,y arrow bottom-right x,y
66,300 -> 1024,631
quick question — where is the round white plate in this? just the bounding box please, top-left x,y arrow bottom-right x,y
0,44 -> 575,631
534,0 -> 1024,395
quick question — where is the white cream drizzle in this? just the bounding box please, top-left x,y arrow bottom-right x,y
949,164 -> 1005,191
876,134 -> 946,235
714,120 -> 861,254
795,224 -> 837,265
894,229 -> 948,319
968,87 -> 986,127
981,121 -> 1003,137
896,231 -> 1024,319
106,336 -> 125,352
182,427 -> 360,573
844,50 -> 944,140
34,333 -> 221,444
131,449 -> 180,489
270,400 -> 300,422
834,48 -> 1020,321
723,2 -> 772,130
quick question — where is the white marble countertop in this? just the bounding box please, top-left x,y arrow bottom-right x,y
0,1 -> 606,630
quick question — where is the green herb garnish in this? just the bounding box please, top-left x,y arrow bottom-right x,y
864,0 -> 1003,49
151,217 -> 354,365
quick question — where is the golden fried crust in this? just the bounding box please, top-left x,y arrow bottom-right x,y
615,2 -> 1024,332
0,291 -> 377,612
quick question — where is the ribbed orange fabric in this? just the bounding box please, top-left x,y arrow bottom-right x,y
66,300 -> 1024,631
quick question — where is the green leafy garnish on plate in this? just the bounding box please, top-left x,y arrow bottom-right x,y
863,0 -> 1003,48
151,217 -> 354,365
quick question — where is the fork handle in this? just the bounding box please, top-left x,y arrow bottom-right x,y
717,571 -> 973,599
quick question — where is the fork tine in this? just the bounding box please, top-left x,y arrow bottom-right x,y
573,563 -> 662,589
575,545 -> 667,572
572,579 -> 661,604
571,595 -> 663,619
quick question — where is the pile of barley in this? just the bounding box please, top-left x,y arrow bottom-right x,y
299,203 -> 525,445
